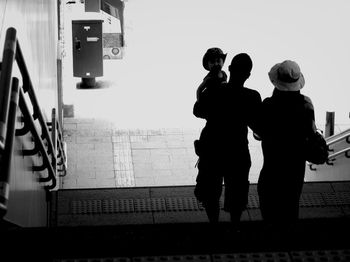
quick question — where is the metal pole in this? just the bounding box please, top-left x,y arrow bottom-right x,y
0,28 -> 17,152
57,58 -> 63,128
51,108 -> 57,185
325,111 -> 335,138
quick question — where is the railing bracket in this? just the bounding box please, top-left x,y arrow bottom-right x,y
17,115 -> 24,123
309,164 -> 317,171
326,159 -> 335,166
39,176 -> 52,183
32,163 -> 47,172
32,111 -> 39,120
15,123 -> 30,136
346,151 -> 350,158
22,143 -> 40,156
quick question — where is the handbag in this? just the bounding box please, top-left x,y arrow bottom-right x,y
305,129 -> 329,165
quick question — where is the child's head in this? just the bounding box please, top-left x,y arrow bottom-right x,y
202,47 -> 227,72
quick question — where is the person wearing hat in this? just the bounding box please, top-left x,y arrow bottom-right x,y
193,53 -> 262,230
196,47 -> 228,100
255,60 -> 316,230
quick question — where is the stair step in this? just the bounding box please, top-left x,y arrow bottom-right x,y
53,250 -> 350,262
2,219 -> 350,261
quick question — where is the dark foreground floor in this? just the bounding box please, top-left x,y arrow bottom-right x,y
2,217 -> 350,261
2,181 -> 350,261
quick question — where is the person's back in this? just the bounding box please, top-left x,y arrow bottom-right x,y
257,60 -> 315,226
260,89 -> 314,162
207,85 -> 261,144
193,53 -> 262,228
194,86 -> 260,164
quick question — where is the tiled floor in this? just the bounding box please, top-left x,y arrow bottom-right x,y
62,117 -> 264,189
55,181 -> 350,226
62,116 -> 350,189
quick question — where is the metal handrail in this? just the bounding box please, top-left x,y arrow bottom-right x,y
18,88 -> 56,190
15,40 -> 55,157
325,129 -> 350,164
0,78 -> 19,217
48,108 -> 67,177
0,27 -> 58,200
327,147 -> 350,164
309,130 -> 350,171
326,132 -> 350,147
0,28 -> 16,152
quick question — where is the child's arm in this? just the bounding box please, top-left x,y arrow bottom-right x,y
196,81 -> 207,100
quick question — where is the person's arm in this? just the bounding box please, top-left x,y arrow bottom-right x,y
193,88 -> 210,119
196,81 -> 207,100
304,96 -> 317,133
248,91 -> 263,137
196,71 -> 227,100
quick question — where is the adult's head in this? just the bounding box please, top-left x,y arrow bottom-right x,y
202,47 -> 227,71
228,53 -> 253,84
268,60 -> 305,92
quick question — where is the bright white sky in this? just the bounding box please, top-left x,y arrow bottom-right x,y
65,0 -> 350,131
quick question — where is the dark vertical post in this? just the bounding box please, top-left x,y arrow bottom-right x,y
57,59 -> 63,127
57,0 -> 64,127
48,108 -> 58,226
325,111 -> 335,138
51,108 -> 57,180
57,0 -> 61,41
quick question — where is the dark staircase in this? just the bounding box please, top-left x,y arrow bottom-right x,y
2,182 -> 350,262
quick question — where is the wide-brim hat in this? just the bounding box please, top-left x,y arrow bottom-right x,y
268,60 -> 305,91
202,47 -> 227,71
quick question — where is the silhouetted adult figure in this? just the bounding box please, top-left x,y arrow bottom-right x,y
193,53 -> 262,230
256,60 -> 316,231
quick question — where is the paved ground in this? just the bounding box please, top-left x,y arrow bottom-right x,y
61,117 -> 264,189
53,181 -> 350,227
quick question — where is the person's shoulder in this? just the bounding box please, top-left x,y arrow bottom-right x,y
262,96 -> 272,105
301,94 -> 314,110
243,87 -> 261,99
303,94 -> 313,104
214,82 -> 228,95
222,70 -> 228,79
243,86 -> 258,93
203,71 -> 211,79
262,96 -> 271,102
220,82 -> 229,88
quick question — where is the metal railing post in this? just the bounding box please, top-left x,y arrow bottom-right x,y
0,28 -> 17,152
51,108 -> 57,183
325,111 -> 335,138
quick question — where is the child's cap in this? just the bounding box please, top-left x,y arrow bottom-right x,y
202,47 -> 227,71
